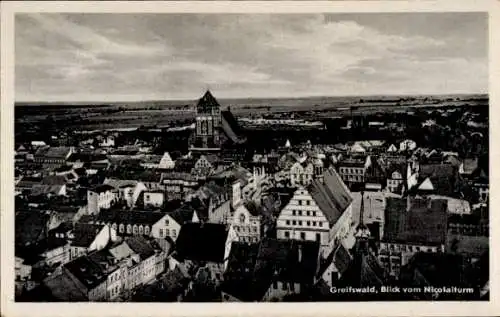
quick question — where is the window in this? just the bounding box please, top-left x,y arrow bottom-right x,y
145,195 -> 150,201
299,200 -> 302,206
300,232 -> 306,240
144,226 -> 150,235
284,231 -> 290,238
318,221 -> 322,227
298,210 -> 302,216
166,229 -> 170,236
292,221 -> 297,225
172,229 -> 177,237
312,221 -> 316,226
239,213 -> 246,223
306,200 -> 310,206
159,229 -> 164,237
286,220 -> 290,225
298,221 -> 302,226
313,212 -> 316,217
316,233 -> 321,242
292,210 -> 296,216
127,225 -> 132,234
165,219 -> 169,226
307,211 -> 310,216
307,221 -> 310,226
133,225 -> 138,234
119,224 -> 124,233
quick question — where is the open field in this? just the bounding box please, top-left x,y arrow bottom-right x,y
15,94 -> 488,131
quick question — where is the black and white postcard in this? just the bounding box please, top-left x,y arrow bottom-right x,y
1,1 -> 499,316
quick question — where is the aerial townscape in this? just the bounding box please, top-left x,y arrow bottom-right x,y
14,90 -> 489,302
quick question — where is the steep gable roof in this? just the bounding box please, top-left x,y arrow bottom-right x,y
307,168 -> 353,226
221,110 -> 246,144
71,223 -> 105,248
196,90 -> 221,113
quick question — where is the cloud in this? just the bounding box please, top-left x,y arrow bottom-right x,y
15,13 -> 487,101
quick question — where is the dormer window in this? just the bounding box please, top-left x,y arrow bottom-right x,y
239,213 -> 246,223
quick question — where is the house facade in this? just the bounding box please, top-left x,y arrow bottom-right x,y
143,191 -> 165,208
87,185 -> 117,215
337,156 -> 370,188
276,168 -> 353,256
230,203 -> 261,243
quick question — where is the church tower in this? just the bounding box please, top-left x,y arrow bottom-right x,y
192,90 -> 222,151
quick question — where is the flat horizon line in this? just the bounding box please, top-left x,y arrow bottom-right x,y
15,92 -> 488,105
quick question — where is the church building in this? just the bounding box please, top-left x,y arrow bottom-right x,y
189,90 -> 246,152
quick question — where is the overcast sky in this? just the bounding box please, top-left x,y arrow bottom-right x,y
15,13 -> 488,102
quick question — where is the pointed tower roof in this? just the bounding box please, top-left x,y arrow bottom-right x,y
196,90 -> 221,114
285,139 -> 291,148
355,191 -> 371,240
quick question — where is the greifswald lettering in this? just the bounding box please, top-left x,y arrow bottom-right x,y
330,286 -> 378,294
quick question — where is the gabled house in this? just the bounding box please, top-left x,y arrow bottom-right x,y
230,201 -> 262,244
289,160 -> 314,187
192,154 -> 219,179
158,152 -> 175,170
68,223 -> 117,261
337,156 -> 371,189
276,168 -> 353,256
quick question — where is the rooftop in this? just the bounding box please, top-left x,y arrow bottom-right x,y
383,197 -> 448,246
306,167 -> 353,226
64,255 -> 107,290
96,209 -> 165,227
